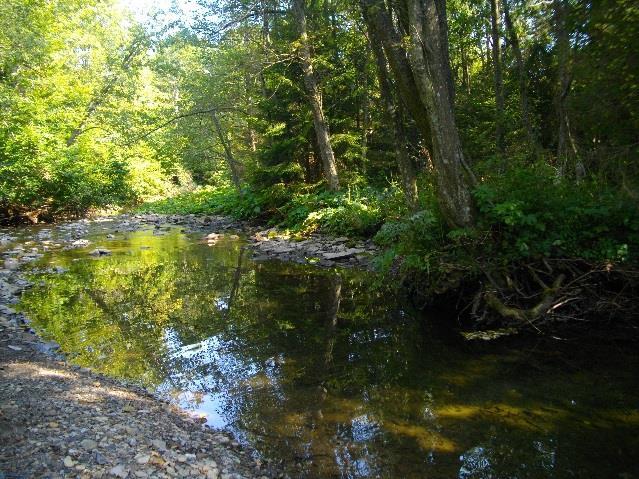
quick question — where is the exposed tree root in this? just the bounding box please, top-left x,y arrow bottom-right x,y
402,256 -> 639,337
484,274 -> 565,325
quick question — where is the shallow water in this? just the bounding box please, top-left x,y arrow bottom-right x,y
13,223 -> 639,478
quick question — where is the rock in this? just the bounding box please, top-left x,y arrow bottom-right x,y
7,345 -> 22,351
109,464 -> 128,478
80,438 -> 97,449
322,248 -> 366,260
89,248 -> 112,256
135,454 -> 150,464
72,239 -> 91,247
95,451 -> 107,465
151,439 -> 167,451
0,304 -> 16,314
4,258 -> 19,270
322,251 -> 355,260
64,456 -> 75,468
204,467 -> 219,479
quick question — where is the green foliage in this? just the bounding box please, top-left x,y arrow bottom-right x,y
474,166 -> 639,263
140,184 -> 406,238
249,163 -> 305,189
374,165 -> 638,281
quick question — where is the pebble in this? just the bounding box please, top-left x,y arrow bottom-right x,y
151,439 -> 167,451
109,464 -> 128,478
80,438 -> 97,449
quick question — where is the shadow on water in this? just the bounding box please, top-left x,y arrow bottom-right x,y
17,226 -> 639,478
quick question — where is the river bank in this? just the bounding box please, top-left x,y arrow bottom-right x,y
3,213 -> 639,478
0,324 -> 269,479
0,213 -> 379,478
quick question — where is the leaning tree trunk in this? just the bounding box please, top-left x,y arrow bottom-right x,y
292,0 -> 340,191
490,0 -> 505,154
361,0 -> 474,227
502,0 -> 539,155
367,24 -> 419,211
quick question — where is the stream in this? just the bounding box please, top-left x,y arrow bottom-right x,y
4,217 -> 639,478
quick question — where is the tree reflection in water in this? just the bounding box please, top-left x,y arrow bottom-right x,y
19,227 -> 639,478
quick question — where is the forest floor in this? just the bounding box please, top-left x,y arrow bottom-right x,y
0,213 -> 378,478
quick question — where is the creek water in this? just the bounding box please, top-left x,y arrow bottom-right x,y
10,222 -> 639,478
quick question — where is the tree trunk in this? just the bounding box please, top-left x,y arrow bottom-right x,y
260,0 -> 271,99
211,110 -> 242,190
359,44 -> 370,173
502,0 -> 538,155
435,0 -> 455,103
292,0 -> 340,191
361,0 -> 474,227
461,47 -> 471,94
490,0 -> 505,154
554,0 -> 578,175
367,25 -> 419,211
242,31 -> 258,153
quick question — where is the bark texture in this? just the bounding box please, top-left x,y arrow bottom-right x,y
360,0 -> 475,227
367,24 -> 419,211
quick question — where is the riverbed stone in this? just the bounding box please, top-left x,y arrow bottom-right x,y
4,258 -> 19,270
80,438 -> 98,449
89,248 -> 112,256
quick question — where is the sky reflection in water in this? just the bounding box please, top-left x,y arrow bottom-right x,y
18,225 -> 639,478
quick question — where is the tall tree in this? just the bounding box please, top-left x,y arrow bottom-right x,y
490,0 -> 505,154
502,0 -> 538,154
67,31 -> 147,147
554,0 -> 578,174
360,0 -> 474,227
291,0 -> 340,191
366,22 -> 419,211
211,110 -> 243,189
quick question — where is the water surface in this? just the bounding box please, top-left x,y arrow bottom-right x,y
15,224 -> 639,478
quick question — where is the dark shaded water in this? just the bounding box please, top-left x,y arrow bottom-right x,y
13,224 -> 639,478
